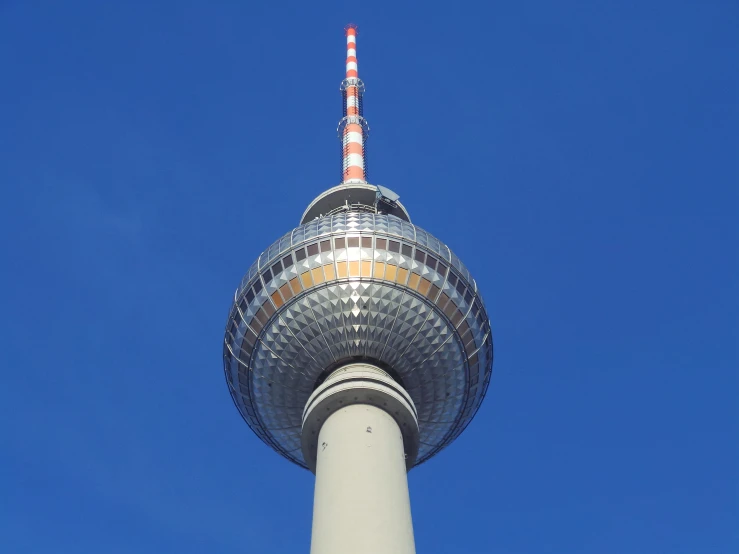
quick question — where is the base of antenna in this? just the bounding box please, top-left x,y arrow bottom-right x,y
300,182 -> 411,224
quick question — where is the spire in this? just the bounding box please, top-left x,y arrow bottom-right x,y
338,25 -> 369,184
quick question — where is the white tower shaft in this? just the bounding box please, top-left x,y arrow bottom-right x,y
301,363 -> 420,554
310,403 -> 416,554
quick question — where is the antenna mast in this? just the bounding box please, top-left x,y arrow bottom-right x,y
338,25 -> 369,183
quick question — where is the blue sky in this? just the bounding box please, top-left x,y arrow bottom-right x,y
1,1 -> 736,552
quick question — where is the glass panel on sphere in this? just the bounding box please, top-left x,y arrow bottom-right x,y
268,241 -> 280,260
402,222 -> 415,240
305,221 -> 318,239
450,251 -> 462,271
336,262 -> 348,278
451,310 -> 464,327
289,277 -> 302,294
279,283 -> 293,301
251,315 -> 264,333
271,291 -> 284,308
258,251 -> 269,269
311,267 -> 325,284
456,280 -> 466,296
428,284 -> 440,300
373,262 -> 386,279
374,217 -> 389,233
458,320 -> 470,337
318,220 -> 332,236
426,236 -> 439,255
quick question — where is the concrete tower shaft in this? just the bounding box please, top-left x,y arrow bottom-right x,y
304,363 -> 418,554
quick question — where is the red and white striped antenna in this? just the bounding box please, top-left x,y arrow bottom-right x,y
338,25 -> 369,184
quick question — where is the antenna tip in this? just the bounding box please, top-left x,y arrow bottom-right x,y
345,24 -> 358,36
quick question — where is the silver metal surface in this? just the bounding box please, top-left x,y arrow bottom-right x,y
310,401 -> 417,554
223,211 -> 493,470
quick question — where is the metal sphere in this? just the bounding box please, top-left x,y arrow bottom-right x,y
223,211 -> 493,469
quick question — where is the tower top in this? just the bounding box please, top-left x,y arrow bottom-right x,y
339,25 -> 368,184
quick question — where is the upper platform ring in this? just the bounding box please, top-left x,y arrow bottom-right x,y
300,183 -> 410,224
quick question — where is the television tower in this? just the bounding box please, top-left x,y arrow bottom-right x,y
223,25 -> 493,554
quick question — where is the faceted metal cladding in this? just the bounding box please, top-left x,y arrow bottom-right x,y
223,211 -> 493,469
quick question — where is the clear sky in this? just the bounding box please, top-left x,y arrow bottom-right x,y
1,1 -> 736,552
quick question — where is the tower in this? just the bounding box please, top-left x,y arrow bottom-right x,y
223,25 -> 493,554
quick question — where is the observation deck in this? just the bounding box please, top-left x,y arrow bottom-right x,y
223,185 -> 493,470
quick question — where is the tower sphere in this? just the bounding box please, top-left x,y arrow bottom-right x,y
223,193 -> 493,469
